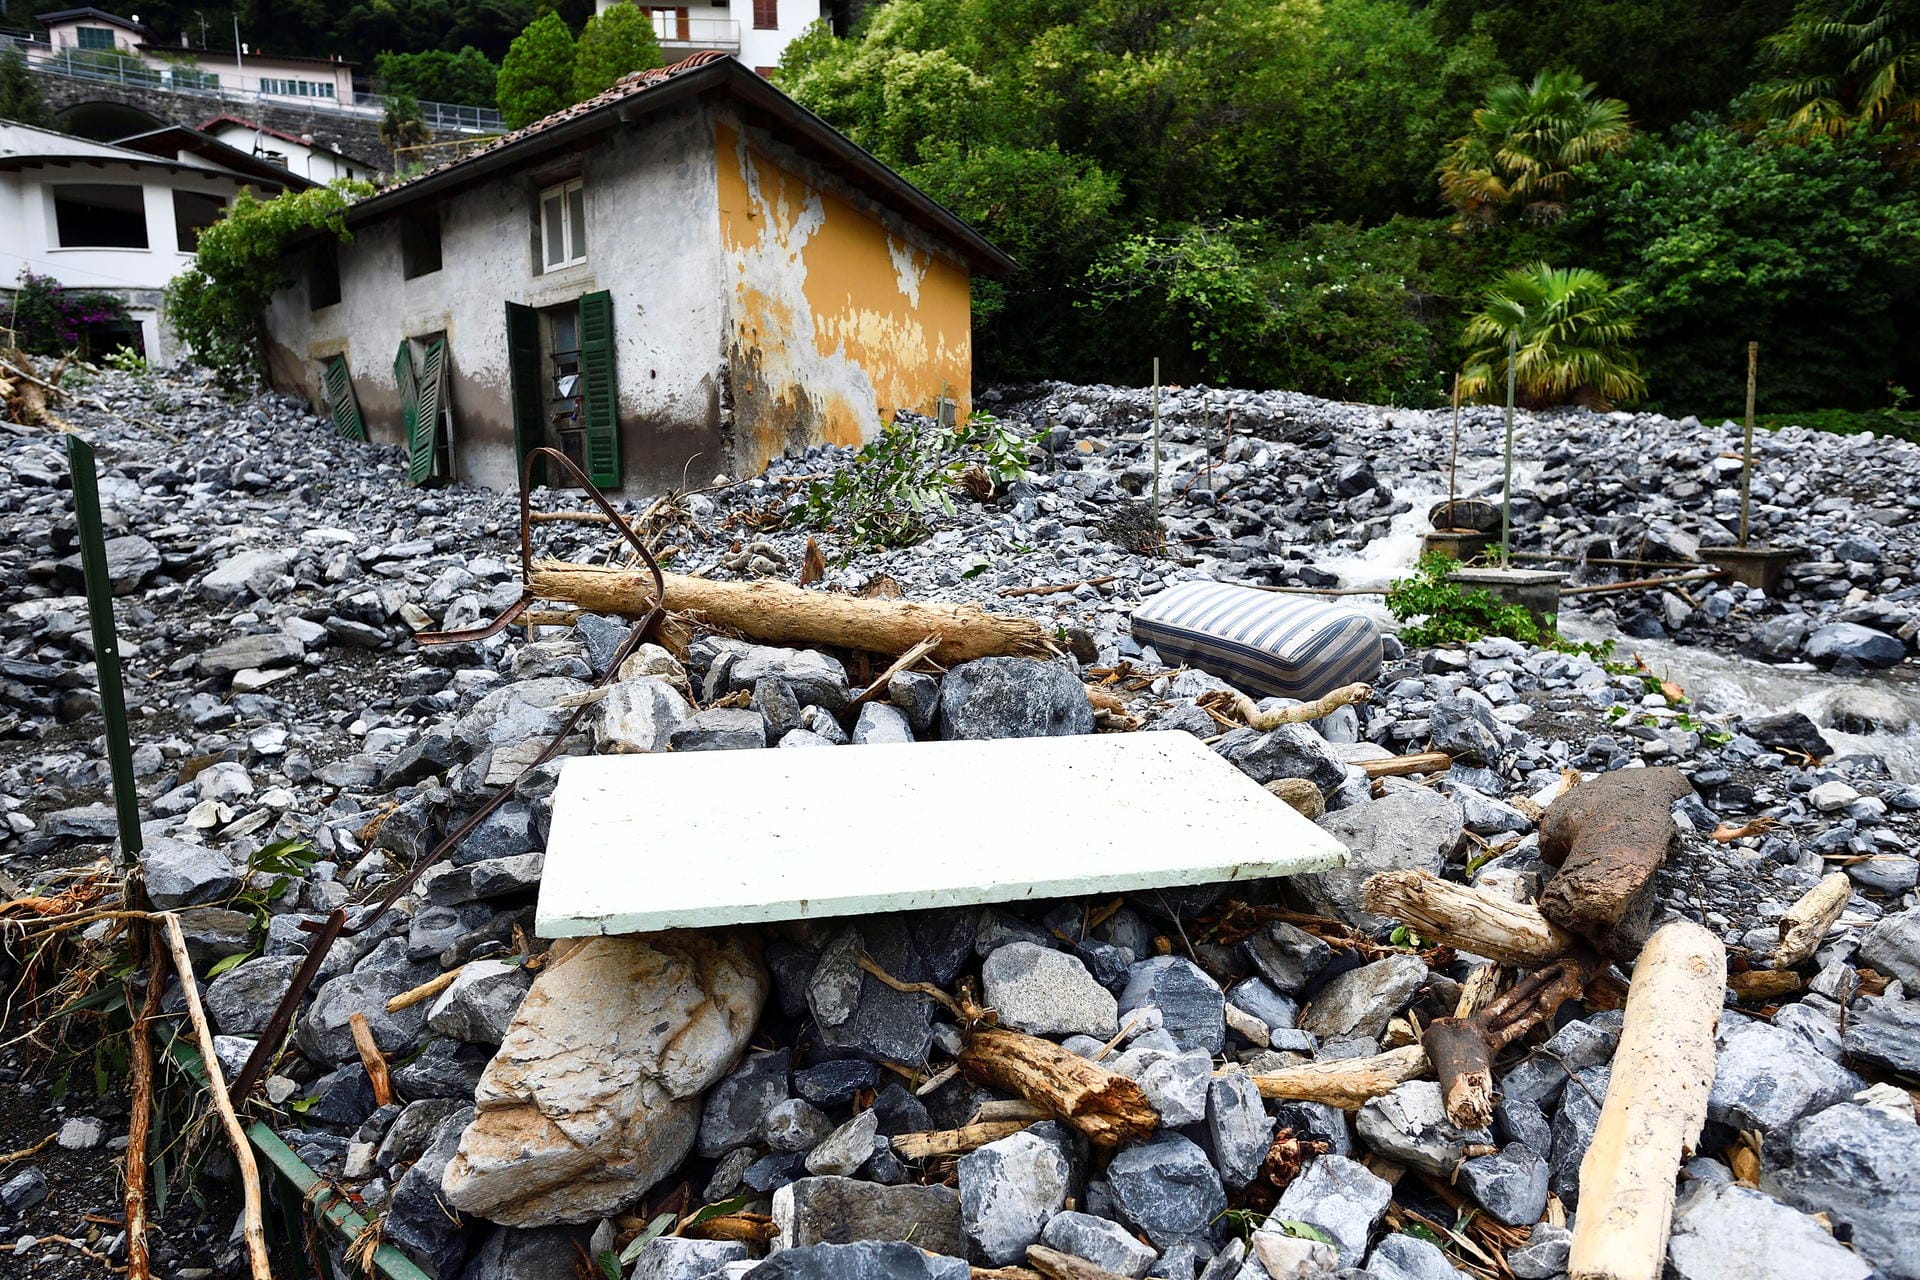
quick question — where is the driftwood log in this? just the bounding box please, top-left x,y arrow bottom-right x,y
1422,954 -> 1600,1128
1538,767 -> 1694,953
1242,1044 -> 1429,1109
957,1027 -> 1157,1146
1569,922 -> 1725,1280
1773,871 -> 1852,969
1362,869 -> 1577,966
527,559 -> 1056,664
891,1119 -> 1033,1160
1027,1245 -> 1136,1280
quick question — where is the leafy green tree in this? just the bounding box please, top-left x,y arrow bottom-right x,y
164,180 -> 374,386
1571,121 -> 1920,410
1458,263 -> 1645,406
379,93 -> 431,153
1751,0 -> 1919,164
375,47 -> 500,108
496,12 -> 578,130
1440,71 -> 1634,226
572,4 -> 664,100
0,46 -> 50,127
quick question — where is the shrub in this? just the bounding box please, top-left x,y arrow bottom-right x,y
1386,552 -> 1544,647
795,412 -> 1030,551
2,272 -> 132,358
1457,262 -> 1645,406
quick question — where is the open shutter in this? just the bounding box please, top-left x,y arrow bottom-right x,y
578,290 -> 620,489
393,340 -> 419,472
505,301 -> 544,491
321,355 -> 364,441
409,337 -> 446,486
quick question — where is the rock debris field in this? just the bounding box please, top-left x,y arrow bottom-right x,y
2,367 -> 1919,1280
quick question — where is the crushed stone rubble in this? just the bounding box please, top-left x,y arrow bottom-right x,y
1,367 -> 1918,1280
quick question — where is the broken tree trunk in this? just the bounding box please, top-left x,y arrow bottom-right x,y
527,559 -> 1056,664
891,1119 -> 1033,1160
1423,953 -> 1599,1129
1773,871 -> 1852,969
958,1027 -> 1157,1147
1538,767 -> 1694,954
1362,869 -> 1577,966
1568,922 -> 1725,1280
1242,1044 -> 1429,1109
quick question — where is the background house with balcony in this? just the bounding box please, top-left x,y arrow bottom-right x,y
200,115 -> 373,185
0,118 -> 310,360
263,54 -> 1012,496
593,0 -> 825,76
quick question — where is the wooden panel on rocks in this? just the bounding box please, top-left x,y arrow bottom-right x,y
535,732 -> 1349,938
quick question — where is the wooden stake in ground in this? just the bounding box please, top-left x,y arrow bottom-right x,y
958,1027 -> 1156,1146
1362,869 -> 1576,966
124,932 -> 165,1280
1242,1044 -> 1428,1109
161,913 -> 272,1280
1568,921 -> 1725,1280
1773,872 -> 1851,969
527,560 -> 1056,665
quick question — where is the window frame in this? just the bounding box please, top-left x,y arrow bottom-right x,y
75,26 -> 116,50
538,178 -> 587,272
752,0 -> 778,30
50,183 -> 149,250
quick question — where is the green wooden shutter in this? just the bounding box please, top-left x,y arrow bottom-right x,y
393,341 -> 419,475
409,337 -> 446,486
321,355 -> 364,441
578,290 -> 620,489
505,301 -> 544,490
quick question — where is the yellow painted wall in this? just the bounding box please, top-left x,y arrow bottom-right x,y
714,119 -> 973,475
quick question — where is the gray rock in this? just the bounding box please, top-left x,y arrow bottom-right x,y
959,1122 -> 1075,1265
1212,724 -> 1347,794
296,940 -> 436,1063
1842,996 -> 1920,1073
1107,1132 -> 1227,1251
939,657 -> 1094,739
1367,1232 -> 1465,1280
1272,1154 -> 1391,1268
1458,1143 -> 1548,1227
1709,1020 -> 1859,1132
1669,1182 -> 1870,1280
423,852 -> 544,904
66,533 -> 161,595
1118,956 -> 1226,1054
1298,955 -> 1425,1040
1042,1210 -> 1158,1278
1134,1048 -> 1214,1126
1806,622 -> 1905,669
1244,922 -> 1330,995
756,1241 -> 968,1280
1500,1016 -> 1621,1109
771,1176 -> 964,1256
1,1166 -> 50,1215
1740,710 -> 1834,758
139,836 -> 239,910
1357,1081 -> 1494,1178
669,708 -> 769,751
1505,1224 -> 1570,1280
426,959 -> 533,1044
200,548 -> 292,602
888,671 -> 940,734
1301,790 -> 1463,926
1207,1072 -> 1275,1193
804,1109 -> 879,1177
594,677 -> 693,753
766,1098 -> 835,1153
1762,1102 -> 1920,1280
982,942 -> 1118,1038
699,1048 -> 791,1158
376,1099 -> 469,1173
632,1236 -> 749,1280
1550,1065 -> 1611,1209
754,676 -> 803,738
1858,905 -> 1920,986
852,702 -> 914,744
384,1104 -> 474,1278
56,1116 -> 106,1150
199,632 -> 304,676
204,955 -> 302,1037
393,1038 -> 492,1100
459,1226 -> 591,1280
723,645 -> 853,715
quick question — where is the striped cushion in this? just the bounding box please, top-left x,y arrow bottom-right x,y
1131,581 -> 1382,702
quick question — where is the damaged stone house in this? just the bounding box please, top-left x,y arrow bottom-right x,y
263,52 -> 1015,494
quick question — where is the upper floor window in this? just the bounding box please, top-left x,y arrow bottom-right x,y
260,78 -> 336,99
173,190 -> 226,252
753,0 -> 778,30
540,179 -> 586,271
309,241 -> 341,310
52,184 -> 148,249
75,26 -> 117,50
401,207 -> 443,278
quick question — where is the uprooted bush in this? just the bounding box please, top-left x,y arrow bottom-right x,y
794,410 -> 1031,551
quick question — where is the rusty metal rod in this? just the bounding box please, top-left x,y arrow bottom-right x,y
1559,569 -> 1728,598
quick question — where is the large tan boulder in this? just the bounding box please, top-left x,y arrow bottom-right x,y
441,931 -> 767,1226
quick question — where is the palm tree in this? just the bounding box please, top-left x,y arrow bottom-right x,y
1439,70 -> 1634,226
1753,0 -> 1918,165
380,94 -> 431,154
1458,263 -> 1646,408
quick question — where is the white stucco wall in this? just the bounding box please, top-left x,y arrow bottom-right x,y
0,157 -> 253,362
267,107 -> 731,494
593,1 -> 824,73
204,123 -> 369,185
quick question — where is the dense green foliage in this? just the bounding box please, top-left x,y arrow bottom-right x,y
164,181 -> 373,386
1387,553 -> 1548,647
3,272 -> 132,357
496,13 -> 578,130
572,4 -> 664,100
0,45 -> 50,126
779,0 -> 1920,414
374,47 -> 499,107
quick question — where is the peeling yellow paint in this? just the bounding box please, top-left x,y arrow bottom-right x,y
716,119 -> 973,474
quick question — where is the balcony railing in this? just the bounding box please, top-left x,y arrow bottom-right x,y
1,32 -> 504,134
649,15 -> 740,51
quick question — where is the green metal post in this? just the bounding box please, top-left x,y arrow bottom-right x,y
66,434 -> 142,862
1500,331 -> 1518,568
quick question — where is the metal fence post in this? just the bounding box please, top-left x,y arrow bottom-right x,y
66,434 -> 143,863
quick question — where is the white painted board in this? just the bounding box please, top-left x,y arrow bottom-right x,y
536,731 -> 1348,937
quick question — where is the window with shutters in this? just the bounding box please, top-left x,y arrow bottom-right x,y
504,293 -> 618,488
76,26 -> 116,50
753,0 -> 778,30
538,178 -> 586,271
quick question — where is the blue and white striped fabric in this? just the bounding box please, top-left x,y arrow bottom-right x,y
1131,581 -> 1382,702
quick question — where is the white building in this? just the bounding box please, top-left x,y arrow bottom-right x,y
200,116 -> 372,185
592,0 -> 826,77
0,119 -> 308,361
33,7 -> 360,108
